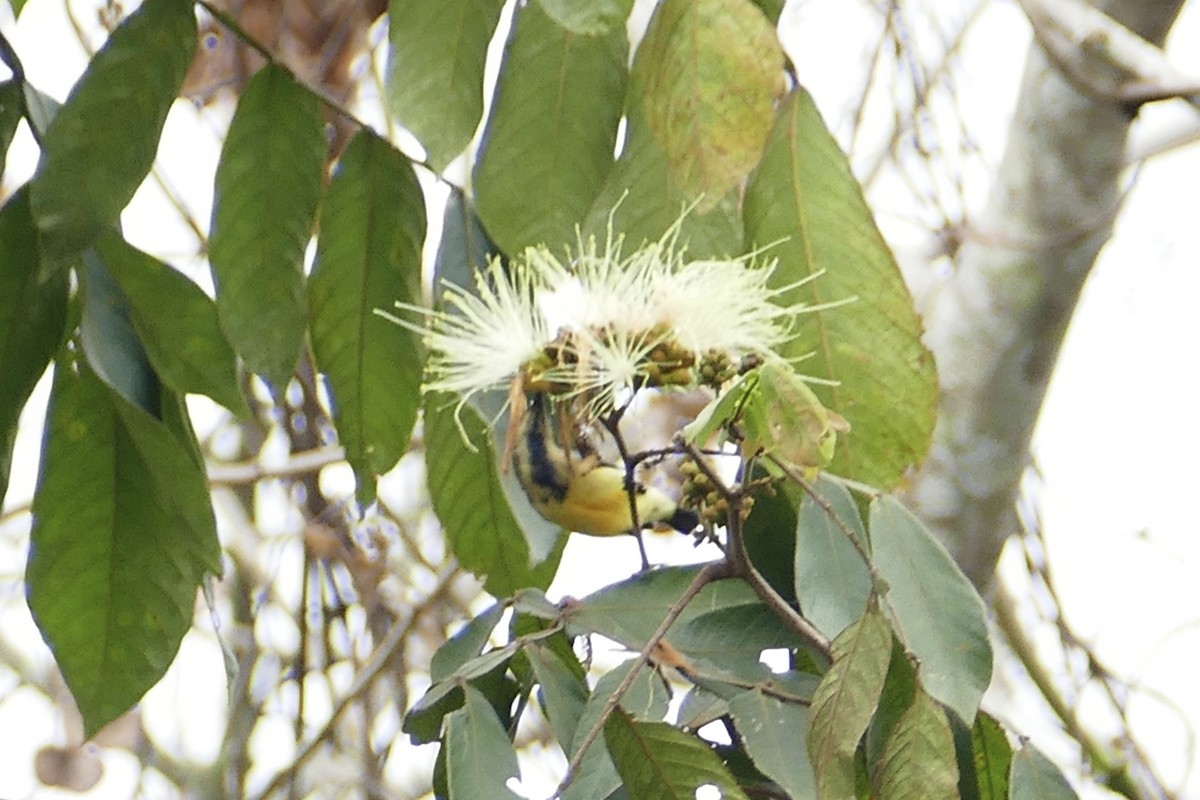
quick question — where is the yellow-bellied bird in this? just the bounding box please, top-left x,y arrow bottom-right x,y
512,393 -> 698,537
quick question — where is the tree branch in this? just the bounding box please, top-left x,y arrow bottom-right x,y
1020,0 -> 1200,109
206,446 -> 345,486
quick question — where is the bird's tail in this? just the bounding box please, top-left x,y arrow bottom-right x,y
665,507 -> 700,534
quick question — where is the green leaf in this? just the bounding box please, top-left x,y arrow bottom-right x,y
160,387 -> 206,463
1,80 -> 23,177
444,686 -> 524,800
424,392 -> 564,596
79,247 -> 161,417
536,0 -> 632,34
875,690 -> 959,800
511,606 -> 574,663
474,0 -> 626,255
309,131 -> 425,500
0,31 -> 21,73
1008,744 -> 1078,800
744,88 -> 937,489
591,658 -> 672,718
968,713 -> 1012,800
741,468 -> 799,608
604,709 -> 751,800
405,680 -> 466,746
431,602 -> 506,682
582,18 -> 742,259
528,640 -> 590,751
26,366 -> 220,736
209,63 -> 324,387
0,38 -> 59,137
385,0 -> 505,170
6,0 -> 29,16
564,660 -> 671,800
807,607 -> 893,800
677,686 -> 728,731
22,83 -> 60,138
795,474 -> 871,639
432,739 -> 450,799
436,191 -> 497,291
512,587 -> 562,620
683,670 -> 818,728
94,233 -> 244,414
865,640 -> 917,774
567,564 -> 759,651
728,689 -> 817,800
29,0 -> 195,258
0,189 -> 67,501
870,495 -> 992,723
583,135 -> 743,260
670,603 -> 805,684
404,649 -> 519,745
639,0 -> 783,206
680,372 -> 754,447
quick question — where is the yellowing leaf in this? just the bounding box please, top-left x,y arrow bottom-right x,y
757,360 -> 849,471
875,690 -> 959,800
640,0 -> 784,207
605,709 -> 751,800
807,608 -> 893,800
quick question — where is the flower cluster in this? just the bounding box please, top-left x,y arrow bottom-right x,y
384,219 -> 825,425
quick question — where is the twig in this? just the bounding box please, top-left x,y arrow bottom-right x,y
675,443 -> 832,658
721,456 -> 831,660
292,550 -> 314,800
148,165 -> 208,250
206,446 -> 346,486
552,560 -> 730,798
230,562 -> 259,797
1019,0 -> 1200,111
252,565 -> 459,800
0,502 -> 31,528
600,410 -> 651,570
859,1 -> 989,191
739,557 -> 831,661
1004,491 -> 1179,799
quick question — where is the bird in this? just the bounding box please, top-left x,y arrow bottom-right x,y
511,393 -> 698,537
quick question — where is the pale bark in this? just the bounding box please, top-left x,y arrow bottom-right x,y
905,0 -> 1188,591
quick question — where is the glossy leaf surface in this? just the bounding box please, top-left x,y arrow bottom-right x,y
30,0 -> 195,258
209,64 -> 324,387
385,0 -> 505,169
870,495 -> 992,723
474,0 -> 626,254
310,131 -> 425,499
744,89 -> 937,489
27,367 -> 220,736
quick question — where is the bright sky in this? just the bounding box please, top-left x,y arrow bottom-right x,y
3,0 -> 1200,798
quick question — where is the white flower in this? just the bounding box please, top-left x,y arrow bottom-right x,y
381,213 -> 841,429
380,256 -> 549,407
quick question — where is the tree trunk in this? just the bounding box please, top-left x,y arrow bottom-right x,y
905,0 -> 1187,591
